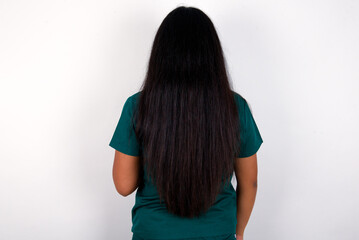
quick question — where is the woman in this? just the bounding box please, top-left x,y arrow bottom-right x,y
109,6 -> 263,240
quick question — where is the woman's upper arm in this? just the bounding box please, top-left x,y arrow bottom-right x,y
112,150 -> 140,196
234,97 -> 262,187
234,153 -> 258,188
109,95 -> 142,196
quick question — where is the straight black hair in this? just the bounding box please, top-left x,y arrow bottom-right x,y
133,6 -> 241,218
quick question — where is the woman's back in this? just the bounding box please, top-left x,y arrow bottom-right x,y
109,90 -> 263,239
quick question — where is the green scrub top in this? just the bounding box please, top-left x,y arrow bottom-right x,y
109,90 -> 263,240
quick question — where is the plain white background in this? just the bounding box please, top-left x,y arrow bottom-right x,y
1,0 -> 358,239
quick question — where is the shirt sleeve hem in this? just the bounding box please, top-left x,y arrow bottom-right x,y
237,139 -> 263,158
109,141 -> 141,157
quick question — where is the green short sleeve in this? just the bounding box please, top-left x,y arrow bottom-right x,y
237,99 -> 263,158
109,96 -> 141,156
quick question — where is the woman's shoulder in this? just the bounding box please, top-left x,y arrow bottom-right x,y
231,90 -> 248,111
128,91 -> 142,101
124,91 -> 142,111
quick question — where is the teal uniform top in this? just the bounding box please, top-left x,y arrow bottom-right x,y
109,91 -> 263,240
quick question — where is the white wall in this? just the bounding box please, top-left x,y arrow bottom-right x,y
1,0 -> 358,239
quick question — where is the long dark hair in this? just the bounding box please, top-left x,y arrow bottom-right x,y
133,6 -> 240,218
